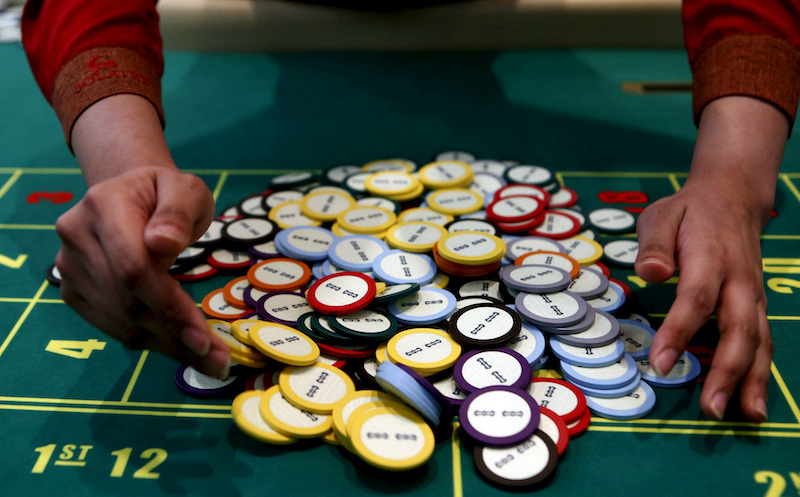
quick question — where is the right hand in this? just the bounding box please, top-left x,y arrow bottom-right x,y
54,166 -> 231,377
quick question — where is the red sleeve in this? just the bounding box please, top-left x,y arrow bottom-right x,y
683,0 -> 800,126
21,0 -> 165,145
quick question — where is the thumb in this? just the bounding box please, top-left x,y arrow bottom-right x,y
143,171 -> 215,258
634,199 -> 682,283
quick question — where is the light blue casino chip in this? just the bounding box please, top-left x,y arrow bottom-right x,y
548,336 -> 626,368
584,380 -> 656,420
372,249 -> 437,285
617,319 -> 657,360
560,354 -> 639,390
504,321 -> 546,367
636,351 -> 702,388
327,235 -> 389,272
571,373 -> 642,399
388,287 -> 457,325
375,361 -> 443,426
585,282 -> 626,314
275,226 -> 337,262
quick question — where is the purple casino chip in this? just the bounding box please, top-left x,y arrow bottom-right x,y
396,363 -> 456,415
454,348 -> 533,394
459,386 -> 541,446
566,267 -> 609,299
174,365 -> 242,398
515,290 -> 588,328
499,264 -> 572,294
256,291 -> 312,327
537,305 -> 596,335
552,309 -> 621,347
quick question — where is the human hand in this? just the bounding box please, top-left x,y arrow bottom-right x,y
54,166 -> 230,377
634,96 -> 787,422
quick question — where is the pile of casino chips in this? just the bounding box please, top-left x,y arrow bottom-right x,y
48,151 -> 702,488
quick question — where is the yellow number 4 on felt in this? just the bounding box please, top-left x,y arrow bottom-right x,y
46,339 -> 106,359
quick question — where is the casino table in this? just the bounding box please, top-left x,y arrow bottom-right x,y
1,24 -> 800,497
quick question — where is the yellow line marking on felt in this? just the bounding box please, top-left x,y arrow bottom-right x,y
588,425 -> 800,438
0,298 -> 63,304
761,235 -> 800,240
0,224 -> 56,230
0,169 -> 23,200
771,362 -> 800,424
0,281 -> 49,359
211,171 -> 229,202
120,350 -> 150,403
591,418 -> 799,430
781,174 -> 800,205
668,173 -> 682,193
451,421 -> 463,497
0,168 -> 82,175
0,395 -> 230,411
558,171 -> 689,179
0,403 -> 231,419
54,461 -> 87,467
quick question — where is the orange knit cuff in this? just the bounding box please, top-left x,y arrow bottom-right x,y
692,34 -> 800,128
52,47 -> 165,147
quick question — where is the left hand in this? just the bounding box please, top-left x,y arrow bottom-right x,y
633,96 -> 787,422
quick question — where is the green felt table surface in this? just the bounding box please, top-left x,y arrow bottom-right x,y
0,44 -> 799,497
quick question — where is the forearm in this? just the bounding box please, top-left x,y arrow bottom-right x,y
685,96 -> 788,227
72,94 -> 176,186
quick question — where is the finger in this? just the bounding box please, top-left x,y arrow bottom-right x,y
649,252 -> 722,377
699,281 -> 761,420
701,276 -> 762,420
736,308 -> 772,422
634,199 -> 683,283
65,279 -> 230,378
90,194 -> 226,372
143,172 -> 214,257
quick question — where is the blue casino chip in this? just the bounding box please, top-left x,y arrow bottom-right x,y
375,361 -> 443,426
549,336 -> 626,368
274,226 -> 337,262
637,351 -> 702,388
388,287 -> 457,326
584,380 -> 657,420
327,234 -> 390,272
560,354 -> 639,390
571,373 -> 642,399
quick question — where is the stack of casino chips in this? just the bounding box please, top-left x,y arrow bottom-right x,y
47,150 -> 704,488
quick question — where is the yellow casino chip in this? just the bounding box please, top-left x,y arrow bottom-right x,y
260,385 -> 332,439
385,222 -> 447,253
278,363 -> 356,414
248,321 -> 320,366
435,231 -> 506,266
232,391 -> 297,445
426,188 -> 483,216
364,171 -> 419,197
348,403 -> 435,471
386,328 -> 461,376
418,160 -> 474,189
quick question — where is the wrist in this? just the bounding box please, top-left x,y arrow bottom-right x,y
685,96 -> 788,223
72,94 -> 176,186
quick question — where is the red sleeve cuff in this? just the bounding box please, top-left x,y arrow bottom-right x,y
691,34 -> 800,128
53,47 -> 165,146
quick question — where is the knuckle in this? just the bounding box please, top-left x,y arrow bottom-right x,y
678,286 -> 717,318
114,257 -> 149,292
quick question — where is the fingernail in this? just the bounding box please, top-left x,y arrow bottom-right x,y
753,397 -> 768,422
653,349 -> 679,377
207,348 -> 230,379
148,224 -> 185,244
181,326 -> 210,357
710,392 -> 728,420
